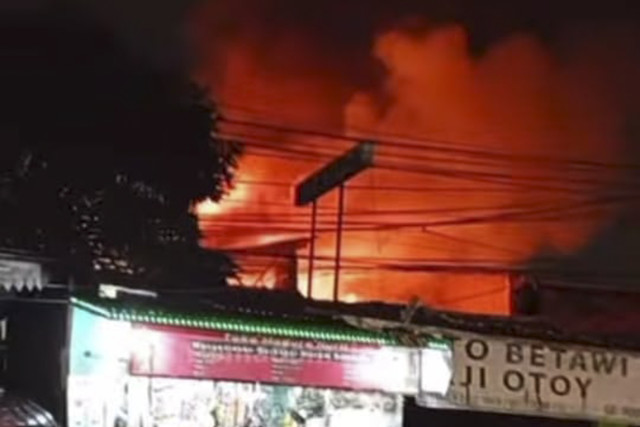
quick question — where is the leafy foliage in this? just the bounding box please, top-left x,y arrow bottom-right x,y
0,12 -> 240,287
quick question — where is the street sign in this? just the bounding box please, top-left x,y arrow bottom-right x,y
294,141 -> 375,206
416,328 -> 640,425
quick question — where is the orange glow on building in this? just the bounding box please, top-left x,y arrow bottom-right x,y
189,7 -> 636,315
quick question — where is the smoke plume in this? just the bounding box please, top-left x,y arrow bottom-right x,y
192,1 -> 640,312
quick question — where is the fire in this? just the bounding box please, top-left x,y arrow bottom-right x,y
195,199 -> 223,216
195,182 -> 249,217
189,6 -> 638,314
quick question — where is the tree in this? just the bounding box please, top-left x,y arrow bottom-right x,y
0,11 -> 241,288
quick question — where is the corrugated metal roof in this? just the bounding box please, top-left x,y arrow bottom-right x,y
73,286 -> 640,352
71,294 -> 401,345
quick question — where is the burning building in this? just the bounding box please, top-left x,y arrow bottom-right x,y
190,0 -> 640,315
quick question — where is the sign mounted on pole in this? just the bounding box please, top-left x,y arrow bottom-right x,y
416,328 -> 640,425
295,141 -> 376,300
294,141 -> 375,206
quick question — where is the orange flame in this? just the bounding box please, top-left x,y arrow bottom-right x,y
190,9 -> 638,314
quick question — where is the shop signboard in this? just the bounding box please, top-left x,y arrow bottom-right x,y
129,323 -> 419,395
67,305 -> 404,427
416,328 -> 640,424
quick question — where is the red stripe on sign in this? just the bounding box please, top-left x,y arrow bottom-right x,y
129,323 -> 417,394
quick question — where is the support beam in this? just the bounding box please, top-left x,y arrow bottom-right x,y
333,184 -> 346,302
307,200 -> 318,298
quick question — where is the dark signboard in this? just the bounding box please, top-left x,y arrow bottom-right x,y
294,142 -> 375,206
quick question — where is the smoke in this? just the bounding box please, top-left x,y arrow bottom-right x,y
346,25 -> 625,250
192,1 -> 640,312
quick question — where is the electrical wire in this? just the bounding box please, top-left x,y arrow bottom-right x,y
222,123 -> 634,188
212,199 -> 576,219
436,285 -> 509,305
421,229 -> 527,258
217,101 -> 640,171
218,125 -> 640,194
200,109 -> 640,288
234,179 -> 545,194
230,247 -> 640,279
199,194 -> 631,234
219,114 -> 640,173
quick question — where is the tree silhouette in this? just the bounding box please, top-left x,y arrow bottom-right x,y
0,11 -> 241,288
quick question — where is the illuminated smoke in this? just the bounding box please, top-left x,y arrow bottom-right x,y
191,7 -> 639,313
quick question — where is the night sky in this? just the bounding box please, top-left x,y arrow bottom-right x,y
9,0 -> 640,69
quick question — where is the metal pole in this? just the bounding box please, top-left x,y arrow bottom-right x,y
307,200 -> 318,298
333,184 -> 346,302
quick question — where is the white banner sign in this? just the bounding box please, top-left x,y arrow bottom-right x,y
417,328 -> 640,424
0,259 -> 42,291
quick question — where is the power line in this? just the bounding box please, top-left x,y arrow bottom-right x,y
202,111 -> 640,291
225,129 -> 628,191
219,114 -> 640,173
224,125 -> 634,188
219,137 -> 331,163
199,195 -> 628,234
213,199 -> 574,219
375,162 -> 600,194
217,101 -> 640,171
229,248 -> 640,279
239,148 -> 319,163
234,179 -> 543,194
219,127 -> 640,194
437,285 -> 509,306
421,229 -> 527,258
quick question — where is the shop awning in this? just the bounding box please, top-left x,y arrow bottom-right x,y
0,259 -> 43,292
71,296 -> 397,345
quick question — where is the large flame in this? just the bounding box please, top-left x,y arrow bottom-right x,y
191,7 -> 638,314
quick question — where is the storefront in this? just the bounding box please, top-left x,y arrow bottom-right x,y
12,284 -> 633,427
0,252 -> 63,426
66,296 -> 451,427
338,313 -> 635,427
